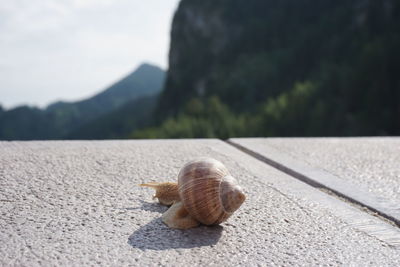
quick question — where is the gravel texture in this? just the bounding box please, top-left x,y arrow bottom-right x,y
1,140 -> 399,266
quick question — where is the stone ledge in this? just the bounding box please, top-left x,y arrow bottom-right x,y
1,139 -> 399,266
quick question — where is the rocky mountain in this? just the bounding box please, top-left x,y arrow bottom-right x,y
0,63 -> 165,140
149,0 -> 399,137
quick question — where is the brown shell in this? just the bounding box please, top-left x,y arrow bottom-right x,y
178,157 -> 246,225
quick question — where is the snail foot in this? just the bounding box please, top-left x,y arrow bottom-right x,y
162,201 -> 200,229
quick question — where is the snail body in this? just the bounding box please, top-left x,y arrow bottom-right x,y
140,158 -> 246,229
139,182 -> 179,206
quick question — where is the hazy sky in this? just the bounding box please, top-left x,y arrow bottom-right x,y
0,0 -> 180,109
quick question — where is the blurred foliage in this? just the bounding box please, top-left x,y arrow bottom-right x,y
132,96 -> 249,139
132,83 -> 320,139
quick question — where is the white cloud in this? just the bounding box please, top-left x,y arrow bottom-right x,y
0,0 -> 180,108
71,0 -> 114,9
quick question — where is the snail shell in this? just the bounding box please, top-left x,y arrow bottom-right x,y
178,157 -> 246,225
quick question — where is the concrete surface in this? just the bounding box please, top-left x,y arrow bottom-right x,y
1,140 -> 400,266
229,137 -> 400,225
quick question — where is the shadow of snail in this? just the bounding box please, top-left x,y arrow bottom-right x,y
128,215 -> 223,250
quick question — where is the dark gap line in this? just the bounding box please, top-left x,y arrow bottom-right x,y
224,139 -> 400,228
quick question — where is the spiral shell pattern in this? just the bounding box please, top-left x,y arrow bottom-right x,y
178,158 -> 245,225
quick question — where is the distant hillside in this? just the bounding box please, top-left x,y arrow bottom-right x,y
0,106 -> 59,139
45,63 -> 165,137
67,95 -> 158,139
0,63 -> 165,140
139,0 -> 400,137
47,63 -> 163,115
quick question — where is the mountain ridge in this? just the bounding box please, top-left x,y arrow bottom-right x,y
0,63 -> 165,140
46,63 -> 162,112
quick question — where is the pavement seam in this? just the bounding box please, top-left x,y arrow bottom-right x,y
217,139 -> 400,248
225,140 -> 400,229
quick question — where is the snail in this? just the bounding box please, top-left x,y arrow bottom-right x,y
140,157 -> 246,229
